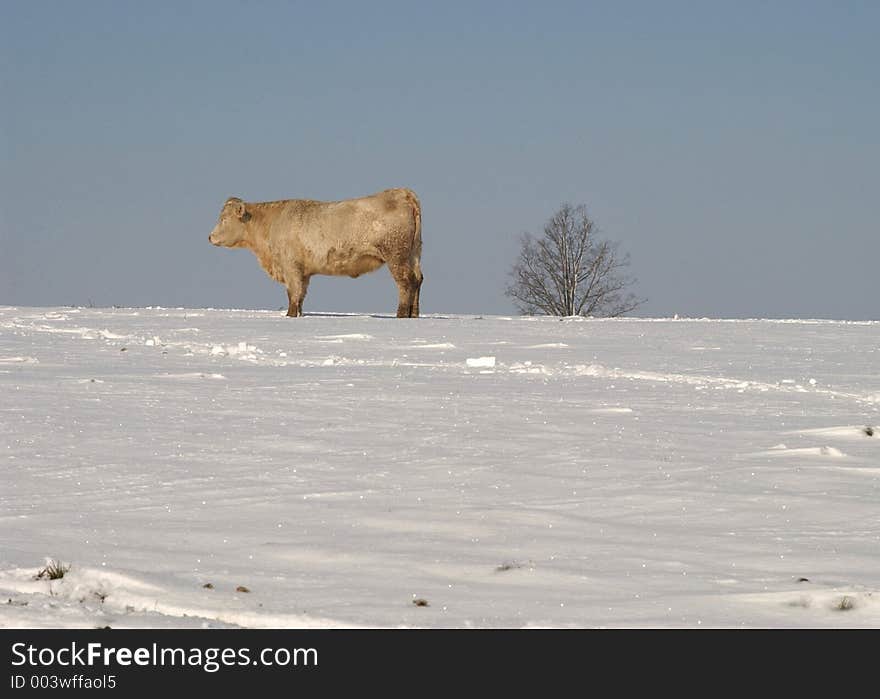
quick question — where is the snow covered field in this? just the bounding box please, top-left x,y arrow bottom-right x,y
1,306 -> 878,628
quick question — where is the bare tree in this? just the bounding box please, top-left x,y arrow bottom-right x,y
506,203 -> 644,317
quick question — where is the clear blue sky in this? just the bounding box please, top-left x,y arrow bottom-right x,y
2,1 -> 877,318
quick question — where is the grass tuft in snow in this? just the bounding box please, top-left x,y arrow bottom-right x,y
865,426 -> 875,437
35,559 -> 70,581
834,596 -> 855,611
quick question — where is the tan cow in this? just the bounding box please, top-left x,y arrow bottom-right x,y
209,188 -> 423,317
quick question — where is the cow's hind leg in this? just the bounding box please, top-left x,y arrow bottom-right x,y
388,262 -> 419,318
412,270 -> 423,318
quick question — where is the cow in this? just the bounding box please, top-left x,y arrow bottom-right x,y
209,188 -> 423,318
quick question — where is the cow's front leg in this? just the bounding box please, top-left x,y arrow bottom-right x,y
286,291 -> 299,317
285,274 -> 310,317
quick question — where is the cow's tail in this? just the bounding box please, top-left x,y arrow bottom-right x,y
406,189 -> 422,280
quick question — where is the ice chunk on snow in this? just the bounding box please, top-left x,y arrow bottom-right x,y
405,342 -> 456,349
211,342 -> 258,357
509,362 -> 548,374
466,356 -> 496,368
317,334 -> 374,341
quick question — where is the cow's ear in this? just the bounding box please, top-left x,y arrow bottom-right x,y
235,201 -> 247,220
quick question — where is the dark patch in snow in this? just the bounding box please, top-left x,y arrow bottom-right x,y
496,560 -> 533,573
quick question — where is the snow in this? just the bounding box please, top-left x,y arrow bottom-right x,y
1,306 -> 879,628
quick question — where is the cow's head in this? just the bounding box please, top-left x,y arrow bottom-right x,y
209,197 -> 250,247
